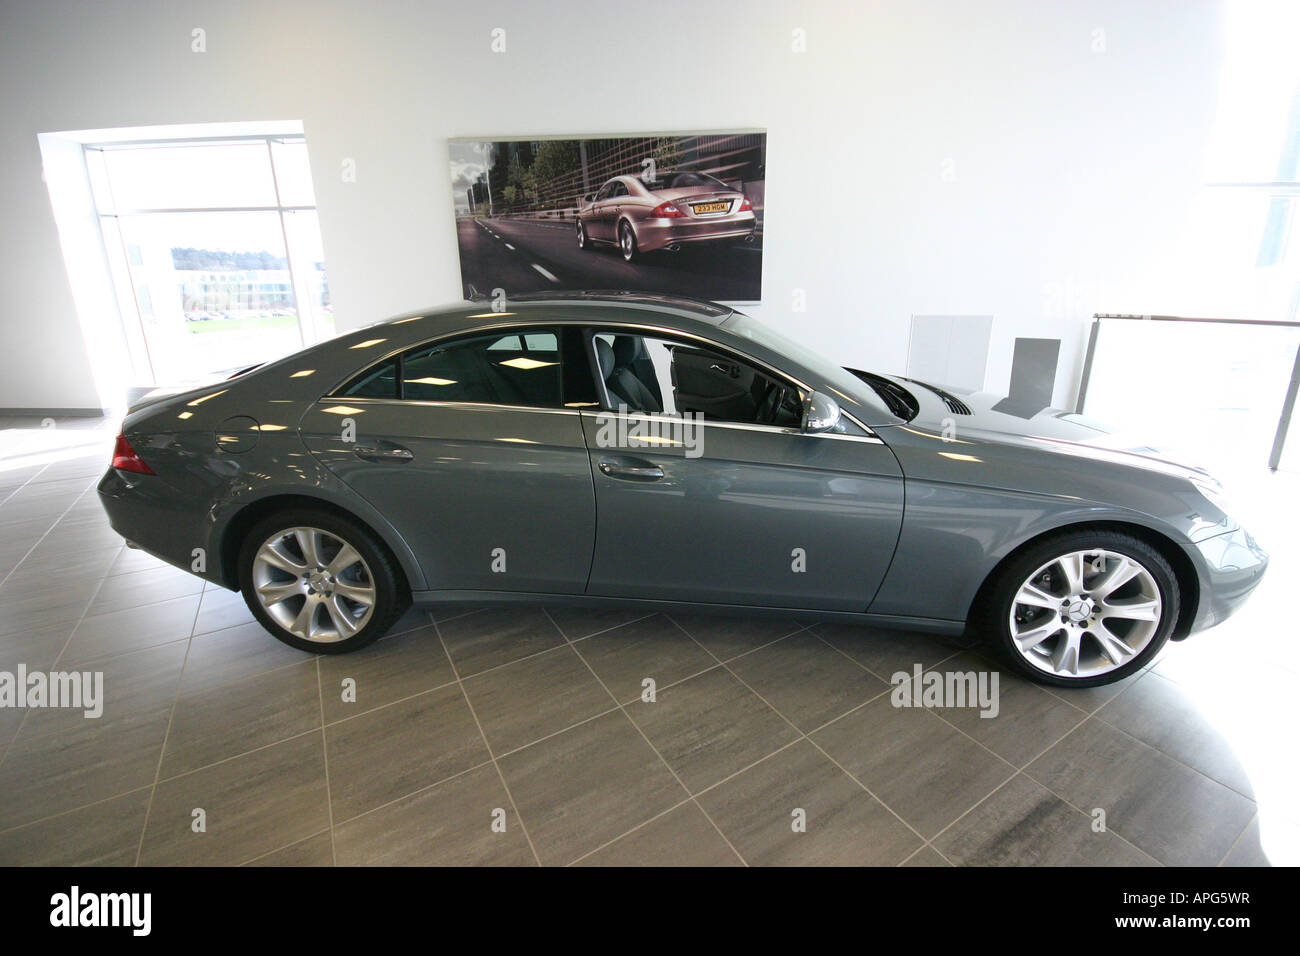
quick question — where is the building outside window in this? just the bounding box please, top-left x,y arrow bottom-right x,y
86,133 -> 333,385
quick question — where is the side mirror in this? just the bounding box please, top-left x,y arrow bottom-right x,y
802,391 -> 842,433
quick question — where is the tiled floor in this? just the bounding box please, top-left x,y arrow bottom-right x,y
0,423 -> 1296,866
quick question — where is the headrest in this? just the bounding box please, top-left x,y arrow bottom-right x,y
612,335 -> 638,365
595,337 -> 615,378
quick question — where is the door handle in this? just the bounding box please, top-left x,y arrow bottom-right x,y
353,443 -> 414,463
597,456 -> 664,481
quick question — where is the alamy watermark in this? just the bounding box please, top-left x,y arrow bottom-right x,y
594,405 -> 704,458
0,666 -> 103,719
891,663 -> 1000,719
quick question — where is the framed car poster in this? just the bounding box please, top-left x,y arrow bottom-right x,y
449,130 -> 766,303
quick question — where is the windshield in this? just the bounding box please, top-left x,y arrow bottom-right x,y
719,311 -> 902,424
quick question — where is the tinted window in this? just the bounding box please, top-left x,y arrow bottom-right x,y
340,357 -> 398,398
641,172 -> 730,191
402,329 -> 561,406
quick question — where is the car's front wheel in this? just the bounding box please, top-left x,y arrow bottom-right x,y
982,531 -> 1179,687
238,509 -> 409,654
577,220 -> 590,250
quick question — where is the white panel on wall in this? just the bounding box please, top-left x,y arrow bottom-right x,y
906,315 -> 993,392
1082,317 -> 1300,473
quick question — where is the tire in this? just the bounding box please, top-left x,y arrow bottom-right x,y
977,530 -> 1179,688
618,220 -> 639,262
577,221 -> 590,250
237,508 -> 409,654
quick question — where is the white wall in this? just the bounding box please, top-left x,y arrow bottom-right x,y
0,0 -> 1226,412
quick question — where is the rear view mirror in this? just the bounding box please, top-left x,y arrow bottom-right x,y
802,391 -> 841,433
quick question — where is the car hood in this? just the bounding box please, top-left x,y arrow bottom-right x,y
875,373 -> 1214,481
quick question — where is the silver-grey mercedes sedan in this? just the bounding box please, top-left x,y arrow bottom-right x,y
98,293 -> 1267,688
576,173 -> 756,260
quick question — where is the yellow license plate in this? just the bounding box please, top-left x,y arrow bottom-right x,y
692,202 -> 730,214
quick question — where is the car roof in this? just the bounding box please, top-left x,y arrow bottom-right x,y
370,293 -> 734,336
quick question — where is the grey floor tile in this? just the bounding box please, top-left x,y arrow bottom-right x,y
59,593 -> 201,664
325,683 -> 489,821
438,605 -> 565,676
389,606 -> 434,635
429,603 -> 497,624
19,640 -> 187,739
319,623 -> 454,723
25,524 -> 123,560
6,540 -> 119,584
668,613 -> 803,661
901,846 -> 953,866
815,620 -> 965,678
1025,719 -> 1257,866
334,763 -> 535,866
0,703 -> 171,830
1040,662 -> 1151,712
926,651 -> 1087,767
245,830 -> 334,867
573,613 -> 717,703
140,732 -> 330,866
161,661 -> 320,778
547,604 -> 652,640
933,773 -> 1158,866
0,620 -> 76,672
725,631 -> 888,731
1220,816 -> 1287,867
498,710 -> 685,866
812,694 -> 1015,839
107,545 -> 174,577
0,586 -> 91,641
179,622 -> 305,695
87,564 -> 204,616
626,667 -> 800,793
0,788 -> 151,866
697,740 -> 922,865
192,586 -> 255,635
0,706 -> 23,747
462,645 -> 613,754
1095,670 -> 1255,797
576,801 -> 741,867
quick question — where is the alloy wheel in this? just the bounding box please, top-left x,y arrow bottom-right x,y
251,526 -> 377,643
1008,548 -> 1162,679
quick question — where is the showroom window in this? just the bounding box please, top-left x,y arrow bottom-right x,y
86,135 -> 333,385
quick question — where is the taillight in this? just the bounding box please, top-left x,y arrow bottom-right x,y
650,201 -> 686,218
111,433 -> 155,475
739,197 -> 753,211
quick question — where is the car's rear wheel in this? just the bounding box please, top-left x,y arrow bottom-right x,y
238,508 -> 408,654
982,530 -> 1178,687
619,220 -> 639,262
577,221 -> 589,250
